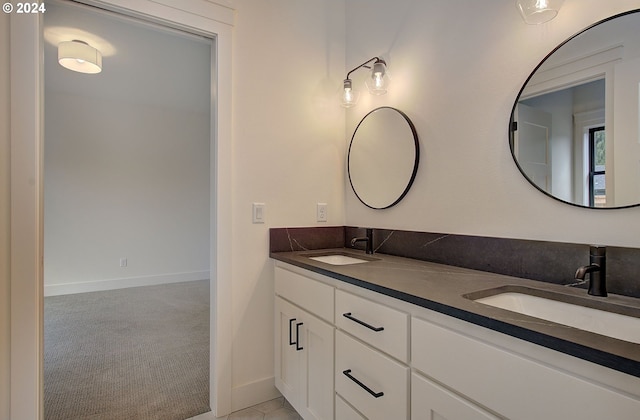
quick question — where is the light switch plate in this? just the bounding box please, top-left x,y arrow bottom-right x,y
253,203 -> 265,224
317,203 -> 327,222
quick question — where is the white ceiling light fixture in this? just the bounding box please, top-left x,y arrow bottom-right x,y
516,0 -> 564,25
58,40 -> 103,74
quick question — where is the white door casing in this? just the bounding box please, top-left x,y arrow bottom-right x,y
613,56 -> 640,207
514,103 -> 553,194
9,0 -> 234,417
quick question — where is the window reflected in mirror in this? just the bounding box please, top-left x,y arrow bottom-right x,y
589,127 -> 606,207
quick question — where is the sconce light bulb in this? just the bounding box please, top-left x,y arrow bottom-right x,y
342,88 -> 356,107
366,61 -> 389,95
535,0 -> 548,9
373,72 -> 384,88
341,78 -> 360,108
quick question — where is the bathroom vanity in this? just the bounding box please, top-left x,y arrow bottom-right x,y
271,249 -> 640,420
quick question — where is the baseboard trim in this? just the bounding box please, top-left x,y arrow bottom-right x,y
44,271 -> 210,296
231,375 -> 280,413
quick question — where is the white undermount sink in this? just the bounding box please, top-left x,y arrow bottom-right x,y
474,291 -> 640,344
308,254 -> 371,265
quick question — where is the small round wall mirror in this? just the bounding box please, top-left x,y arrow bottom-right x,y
510,9 -> 640,209
348,107 -> 419,209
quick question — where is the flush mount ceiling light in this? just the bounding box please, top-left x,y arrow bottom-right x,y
341,57 -> 390,108
58,40 -> 102,74
516,0 -> 564,24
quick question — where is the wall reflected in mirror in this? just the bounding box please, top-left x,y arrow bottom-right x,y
510,9 -> 640,208
348,107 -> 419,209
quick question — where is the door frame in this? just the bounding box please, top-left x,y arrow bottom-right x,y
9,0 -> 234,417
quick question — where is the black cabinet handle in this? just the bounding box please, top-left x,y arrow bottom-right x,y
295,322 -> 304,351
288,318 -> 296,346
343,312 -> 384,332
342,369 -> 384,398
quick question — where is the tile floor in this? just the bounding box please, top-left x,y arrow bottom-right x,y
218,397 -> 302,420
187,397 -> 302,420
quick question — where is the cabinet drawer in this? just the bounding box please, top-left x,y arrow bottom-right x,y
336,331 -> 408,420
275,266 -> 334,322
412,316 -> 640,420
335,289 -> 409,362
336,395 -> 365,420
411,372 -> 499,420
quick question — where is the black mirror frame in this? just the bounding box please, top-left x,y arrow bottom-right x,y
348,106 -> 420,210
509,9 -> 640,210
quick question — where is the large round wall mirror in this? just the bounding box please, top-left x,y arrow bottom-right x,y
348,107 -> 419,209
510,9 -> 640,209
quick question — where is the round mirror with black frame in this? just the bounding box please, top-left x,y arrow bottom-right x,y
348,107 -> 419,209
509,9 -> 640,209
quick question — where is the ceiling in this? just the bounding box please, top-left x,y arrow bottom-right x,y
44,1 -> 212,113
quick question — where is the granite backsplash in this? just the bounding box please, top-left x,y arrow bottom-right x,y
269,226 -> 640,298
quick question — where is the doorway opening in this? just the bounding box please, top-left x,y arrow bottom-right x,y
43,1 -> 211,418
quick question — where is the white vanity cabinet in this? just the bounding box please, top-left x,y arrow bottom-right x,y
274,261 -> 640,420
274,267 -> 335,420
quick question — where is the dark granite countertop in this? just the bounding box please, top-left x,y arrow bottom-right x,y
271,248 -> 640,378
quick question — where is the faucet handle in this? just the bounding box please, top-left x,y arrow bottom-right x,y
589,245 -> 606,257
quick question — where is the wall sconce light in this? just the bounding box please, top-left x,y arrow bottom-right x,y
516,0 -> 564,24
341,57 -> 390,108
58,40 -> 102,74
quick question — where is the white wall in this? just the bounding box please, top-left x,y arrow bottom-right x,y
229,0 -> 346,408
0,11 -> 11,420
43,3 -> 211,295
44,93 -> 211,294
344,0 -> 640,248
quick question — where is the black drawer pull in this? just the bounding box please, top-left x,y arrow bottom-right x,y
295,322 -> 304,351
343,312 -> 384,332
343,369 -> 384,398
288,318 -> 296,346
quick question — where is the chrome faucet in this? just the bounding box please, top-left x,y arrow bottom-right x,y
351,228 -> 374,255
574,245 -> 607,297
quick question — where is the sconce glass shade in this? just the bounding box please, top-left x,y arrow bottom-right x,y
58,40 -> 102,74
365,60 -> 390,95
341,57 -> 389,107
341,79 -> 360,108
516,0 -> 564,24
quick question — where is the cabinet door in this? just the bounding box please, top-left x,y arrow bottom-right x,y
298,308 -> 335,420
412,372 -> 500,420
275,297 -> 304,405
275,296 -> 335,420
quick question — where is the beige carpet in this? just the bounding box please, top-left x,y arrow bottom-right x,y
44,280 -> 210,420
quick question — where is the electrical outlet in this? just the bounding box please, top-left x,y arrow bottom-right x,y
317,203 -> 327,222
